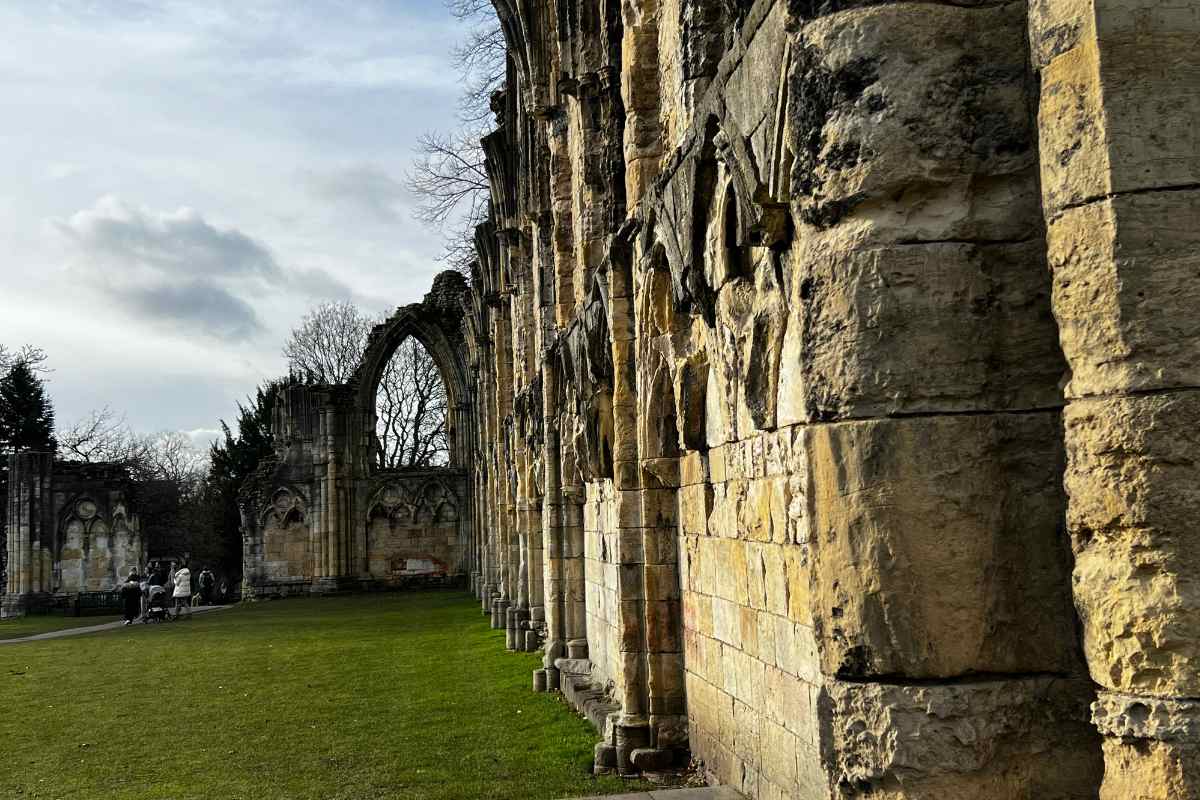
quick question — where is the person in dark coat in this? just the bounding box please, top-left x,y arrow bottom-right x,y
120,569 -> 142,625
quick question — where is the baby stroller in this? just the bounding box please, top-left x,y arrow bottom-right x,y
145,584 -> 172,623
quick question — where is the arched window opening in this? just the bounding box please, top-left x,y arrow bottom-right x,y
375,337 -> 450,469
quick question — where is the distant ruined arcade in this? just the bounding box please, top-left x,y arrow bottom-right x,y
3,453 -> 144,617
240,273 -> 475,596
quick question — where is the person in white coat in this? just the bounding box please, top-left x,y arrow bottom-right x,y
172,563 -> 193,619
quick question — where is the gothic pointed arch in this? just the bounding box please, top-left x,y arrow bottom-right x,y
352,271 -> 471,470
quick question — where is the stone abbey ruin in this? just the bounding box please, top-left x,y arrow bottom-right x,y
6,0 -> 1200,797
3,453 -> 143,614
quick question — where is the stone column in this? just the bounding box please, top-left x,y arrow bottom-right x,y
537,362 -> 566,690
524,492 -> 545,649
1031,2 -> 1200,795
3,452 -> 52,617
561,447 -> 589,659
610,278 -> 650,774
769,2 -> 1103,796
323,406 -> 338,581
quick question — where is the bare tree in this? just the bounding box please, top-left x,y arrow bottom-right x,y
404,0 -> 505,275
408,130 -> 491,227
139,430 -> 209,492
58,406 -> 148,465
446,4 -> 507,126
59,408 -> 208,488
376,338 -> 449,469
0,344 -> 50,374
282,301 -> 376,384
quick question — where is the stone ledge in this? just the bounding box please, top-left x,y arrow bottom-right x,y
1093,692 -> 1200,743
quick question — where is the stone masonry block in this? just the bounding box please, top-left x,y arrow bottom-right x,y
824,676 -> 1102,799
788,240 -> 1065,422
1048,189 -> 1200,398
806,412 -> 1081,679
791,3 -> 1040,243
1032,0 -> 1200,212
1065,392 -> 1200,697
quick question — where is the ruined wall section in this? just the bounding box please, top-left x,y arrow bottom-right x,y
3,453 -> 143,617
463,0 -> 1197,797
1030,2 -> 1200,795
241,277 -> 475,598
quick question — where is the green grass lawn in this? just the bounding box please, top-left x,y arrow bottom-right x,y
0,614 -> 122,640
0,592 -> 643,800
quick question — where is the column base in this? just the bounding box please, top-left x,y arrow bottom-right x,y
491,598 -> 509,629
2,593 -> 32,619
615,716 -> 651,776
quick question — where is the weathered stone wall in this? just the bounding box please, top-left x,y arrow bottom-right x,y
223,0 -> 1198,795
3,453 -> 143,617
1028,2 -> 1200,797
365,473 -> 465,583
450,0 -> 1140,794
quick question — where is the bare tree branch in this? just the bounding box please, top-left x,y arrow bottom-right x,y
0,344 -> 50,374
407,129 -> 491,227
283,301 -> 376,384
402,0 -> 505,276
58,407 -> 147,464
377,338 -> 449,469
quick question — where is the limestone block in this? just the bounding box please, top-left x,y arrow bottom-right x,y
1098,738 -> 1200,800
643,563 -> 681,599
764,665 -> 816,745
764,551 -> 789,618
740,478 -> 774,543
709,445 -> 727,484
786,240 -> 1064,421
760,718 -> 799,788
1048,190 -> 1200,397
1064,393 -> 1200,697
680,451 -> 707,487
709,480 -> 738,539
739,606 -> 760,659
644,600 -> 682,653
723,1 -> 787,152
640,487 -> 679,528
825,677 -> 1102,799
789,3 -> 1040,242
757,611 -> 777,669
679,482 -> 712,537
1032,0 -> 1200,213
807,412 -> 1080,679
745,542 -> 767,610
782,545 -> 812,626
714,596 -> 741,648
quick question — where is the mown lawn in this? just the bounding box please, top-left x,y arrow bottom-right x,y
0,614 -> 122,641
0,593 -> 641,800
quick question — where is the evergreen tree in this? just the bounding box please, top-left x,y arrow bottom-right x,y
0,361 -> 56,453
204,379 -> 283,575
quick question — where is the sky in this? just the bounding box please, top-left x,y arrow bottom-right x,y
0,0 -> 469,447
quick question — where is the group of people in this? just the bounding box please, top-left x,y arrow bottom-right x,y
118,562 -> 221,624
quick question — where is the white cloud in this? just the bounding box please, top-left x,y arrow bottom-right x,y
0,0 -> 470,436
52,195 -> 281,281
